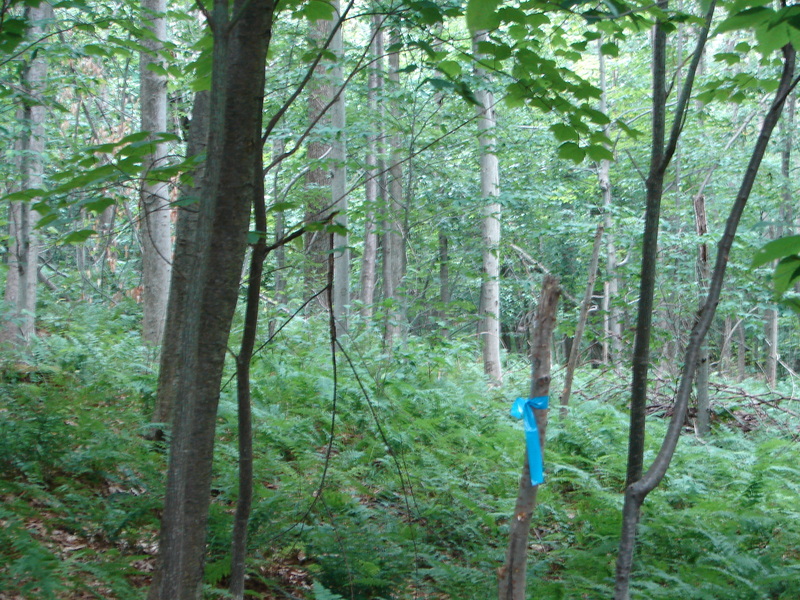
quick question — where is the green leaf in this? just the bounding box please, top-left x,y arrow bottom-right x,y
466,0 -> 502,32
774,255 -> 800,297
600,42 -> 619,57
751,235 -> 800,269
585,144 -> 613,161
82,198 -> 115,214
62,230 -> 97,244
715,6 -> 773,35
558,142 -> 585,163
550,123 -> 580,142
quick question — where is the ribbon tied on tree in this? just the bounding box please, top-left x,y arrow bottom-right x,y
510,396 -> 549,486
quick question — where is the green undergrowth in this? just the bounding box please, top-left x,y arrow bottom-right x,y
1,302 -> 800,599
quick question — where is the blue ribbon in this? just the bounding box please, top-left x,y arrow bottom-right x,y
510,396 -> 549,486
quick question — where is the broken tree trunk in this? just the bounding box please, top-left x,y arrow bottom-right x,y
498,274 -> 560,600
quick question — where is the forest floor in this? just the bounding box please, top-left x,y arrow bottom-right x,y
2,301 -> 800,599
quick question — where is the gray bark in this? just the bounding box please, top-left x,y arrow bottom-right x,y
358,14 -> 383,317
598,41 -> 622,366
383,31 -> 405,349
148,91 -> 209,438
140,0 -> 172,345
693,192 -> 711,437
304,18 -> 334,303
614,41 -> 794,600
498,274 -> 560,600
147,0 -> 277,597
474,30 -> 502,384
2,4 -> 52,346
330,0 -> 349,334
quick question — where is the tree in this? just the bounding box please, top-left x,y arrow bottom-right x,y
2,2 -> 52,346
614,39 -> 796,600
498,274 -> 560,600
139,0 -> 171,346
474,30 -> 502,385
147,0 -> 278,597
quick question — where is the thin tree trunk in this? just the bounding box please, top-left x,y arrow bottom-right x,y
614,41 -> 794,600
140,0 -> 172,345
305,17 -> 334,302
737,321 -> 747,382
693,192 -> 711,436
560,224 -> 603,416
2,3 -> 52,346
330,0 -> 349,334
383,31 -> 404,349
148,91 -> 209,439
498,274 -> 560,600
474,30 -> 502,385
625,0 -> 713,486
147,0 -> 277,596
229,132 -> 267,600
358,14 -> 383,317
598,40 -> 622,367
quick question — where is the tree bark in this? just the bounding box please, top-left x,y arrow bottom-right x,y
383,31 -> 405,349
305,17 -> 334,302
625,0 -> 712,486
614,42 -> 794,600
2,3 -> 52,346
498,274 -> 560,600
560,224 -> 603,416
597,39 -> 622,367
474,30 -> 502,385
147,0 -> 276,597
358,13 -> 383,318
148,90 -> 209,439
693,192 -> 711,436
140,0 -> 172,346
229,128 -> 267,600
330,0 -> 349,334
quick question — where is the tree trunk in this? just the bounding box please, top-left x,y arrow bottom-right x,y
598,40 -> 622,367
614,41 -> 794,600
229,129 -> 267,600
358,14 -> 383,318
147,0 -> 277,597
624,0 -> 712,486
498,274 -> 560,600
474,30 -> 502,385
330,0 -> 349,334
693,192 -> 711,436
305,17 -> 334,302
148,90 -> 209,439
2,3 -> 52,346
139,0 -> 172,346
560,224 -> 603,416
383,31 -> 405,349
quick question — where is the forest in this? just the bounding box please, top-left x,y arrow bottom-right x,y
3,0 -> 800,597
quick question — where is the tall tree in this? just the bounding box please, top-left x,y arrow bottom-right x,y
624,0 -> 713,486
330,0 -> 349,333
382,30 -> 405,348
304,17 -> 334,301
2,2 -> 52,346
148,90 -> 209,438
139,0 -> 171,345
358,13 -> 383,318
498,274 -> 560,600
474,30 -> 502,384
147,0 -> 277,597
614,40 -> 795,600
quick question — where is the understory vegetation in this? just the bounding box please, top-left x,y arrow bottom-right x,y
2,297 -> 799,600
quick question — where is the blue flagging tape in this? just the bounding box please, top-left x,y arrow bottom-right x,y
510,396 -> 549,486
